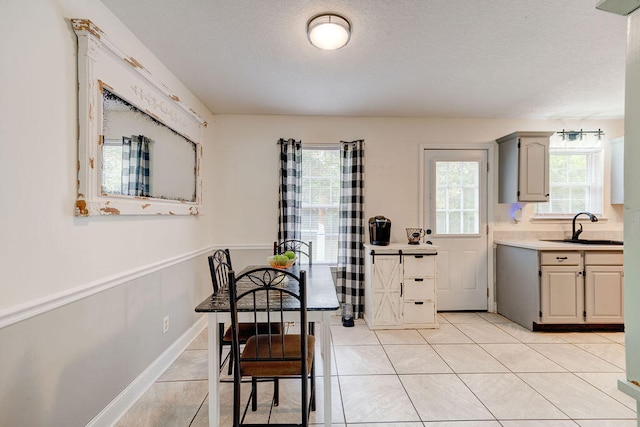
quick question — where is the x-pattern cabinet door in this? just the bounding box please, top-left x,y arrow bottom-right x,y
370,256 -> 403,326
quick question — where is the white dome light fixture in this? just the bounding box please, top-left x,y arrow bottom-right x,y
307,13 -> 351,50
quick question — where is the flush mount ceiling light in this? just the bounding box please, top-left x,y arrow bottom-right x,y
307,13 -> 351,50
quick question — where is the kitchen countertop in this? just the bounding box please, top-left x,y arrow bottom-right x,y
364,242 -> 438,253
495,239 -> 624,251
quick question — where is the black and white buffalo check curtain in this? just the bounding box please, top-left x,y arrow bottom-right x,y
121,135 -> 151,197
277,138 -> 302,242
337,140 -> 365,317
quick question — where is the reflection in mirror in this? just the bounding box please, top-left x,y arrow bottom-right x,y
103,135 -> 151,197
102,89 -> 197,202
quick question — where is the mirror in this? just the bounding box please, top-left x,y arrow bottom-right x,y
102,89 -> 197,202
72,19 -> 205,216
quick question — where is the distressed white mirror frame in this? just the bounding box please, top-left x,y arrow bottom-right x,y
72,19 -> 205,216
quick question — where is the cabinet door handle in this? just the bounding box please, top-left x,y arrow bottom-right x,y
414,301 -> 424,305
556,256 -> 568,262
414,255 -> 424,259
414,278 -> 424,282
400,283 -> 403,297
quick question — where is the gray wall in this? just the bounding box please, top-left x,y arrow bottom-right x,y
0,254 -> 211,427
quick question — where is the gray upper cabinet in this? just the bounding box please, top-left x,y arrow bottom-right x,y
496,131 -> 554,203
610,137 -> 624,205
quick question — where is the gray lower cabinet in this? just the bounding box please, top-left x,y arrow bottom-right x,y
540,251 -> 583,324
584,252 -> 624,323
496,244 -> 623,330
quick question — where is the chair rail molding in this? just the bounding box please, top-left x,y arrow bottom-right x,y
0,245 -> 215,329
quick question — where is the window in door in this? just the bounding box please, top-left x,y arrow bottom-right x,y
435,161 -> 480,234
535,133 -> 603,216
301,147 -> 340,263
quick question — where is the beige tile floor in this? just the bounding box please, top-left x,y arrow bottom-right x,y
116,312 -> 637,426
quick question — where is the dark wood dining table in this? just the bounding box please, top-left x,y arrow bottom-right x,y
195,264 -> 340,426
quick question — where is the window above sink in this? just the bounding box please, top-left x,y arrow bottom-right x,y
534,131 -> 604,218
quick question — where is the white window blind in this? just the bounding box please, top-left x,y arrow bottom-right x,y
301,147 -> 340,264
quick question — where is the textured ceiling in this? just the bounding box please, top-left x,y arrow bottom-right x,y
100,0 -> 627,119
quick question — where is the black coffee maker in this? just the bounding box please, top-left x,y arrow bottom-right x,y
369,216 -> 391,245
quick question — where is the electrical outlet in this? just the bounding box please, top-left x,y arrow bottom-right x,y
162,316 -> 169,333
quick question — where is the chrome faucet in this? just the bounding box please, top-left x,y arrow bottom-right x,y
571,212 -> 598,240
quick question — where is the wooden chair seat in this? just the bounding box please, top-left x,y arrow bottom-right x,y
241,334 -> 315,377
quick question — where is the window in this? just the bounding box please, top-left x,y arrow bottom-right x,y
535,133 -> 603,216
301,147 -> 340,264
102,139 -> 123,194
435,161 -> 480,234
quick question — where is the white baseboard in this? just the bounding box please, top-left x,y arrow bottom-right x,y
87,316 -> 207,427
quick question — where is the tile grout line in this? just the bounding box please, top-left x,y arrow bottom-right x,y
117,314 -> 634,426
448,314 -> 574,424
189,392 -> 208,427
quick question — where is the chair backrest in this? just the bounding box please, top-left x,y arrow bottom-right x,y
273,239 -> 313,265
208,249 -> 233,293
228,267 -> 308,376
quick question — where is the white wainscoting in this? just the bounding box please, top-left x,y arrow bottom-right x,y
0,244 -> 277,329
0,246 -> 216,329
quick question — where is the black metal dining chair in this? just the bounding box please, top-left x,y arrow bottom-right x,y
228,267 -> 316,427
208,249 -> 281,374
273,239 -> 313,266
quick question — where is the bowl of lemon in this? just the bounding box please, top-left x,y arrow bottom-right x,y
267,251 -> 296,269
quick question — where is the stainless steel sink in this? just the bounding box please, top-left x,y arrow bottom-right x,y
542,239 -> 623,246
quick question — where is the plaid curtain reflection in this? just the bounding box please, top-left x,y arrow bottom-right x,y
337,140 -> 365,317
121,135 -> 150,197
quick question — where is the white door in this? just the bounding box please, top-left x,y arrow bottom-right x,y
424,149 -> 488,310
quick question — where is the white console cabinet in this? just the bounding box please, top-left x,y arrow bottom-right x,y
364,243 -> 438,329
